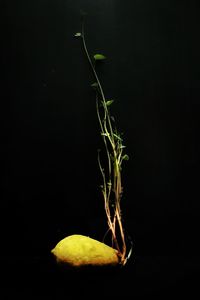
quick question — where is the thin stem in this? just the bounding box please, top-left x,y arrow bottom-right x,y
81,20 -> 115,144
78,17 -> 128,265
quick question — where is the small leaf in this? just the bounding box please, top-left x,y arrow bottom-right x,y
113,133 -> 123,141
101,132 -> 109,137
106,100 -> 114,106
120,145 -> 126,149
74,32 -> 82,37
122,154 -> 129,161
94,54 -> 106,61
80,10 -> 88,17
111,116 -> 115,122
91,82 -> 98,88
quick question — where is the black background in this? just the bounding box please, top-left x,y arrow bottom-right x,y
1,0 -> 200,298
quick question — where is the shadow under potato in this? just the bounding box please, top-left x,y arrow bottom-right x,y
50,252 -> 132,298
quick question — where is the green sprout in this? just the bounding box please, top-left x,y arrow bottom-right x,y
75,19 -> 131,266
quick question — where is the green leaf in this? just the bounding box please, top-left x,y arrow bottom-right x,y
80,10 -> 88,17
113,133 -> 123,141
111,116 -> 115,122
122,154 -> 129,161
105,100 -> 114,106
74,32 -> 82,37
94,54 -> 106,61
91,82 -> 98,88
101,132 -> 109,137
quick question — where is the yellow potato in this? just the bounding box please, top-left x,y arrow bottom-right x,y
51,234 -> 119,267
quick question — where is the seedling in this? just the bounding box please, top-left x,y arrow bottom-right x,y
74,17 -> 132,266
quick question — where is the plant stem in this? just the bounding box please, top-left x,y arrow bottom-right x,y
79,18 -> 127,265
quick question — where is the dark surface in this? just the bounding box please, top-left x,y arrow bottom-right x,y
1,1 -> 200,298
2,255 -> 200,298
